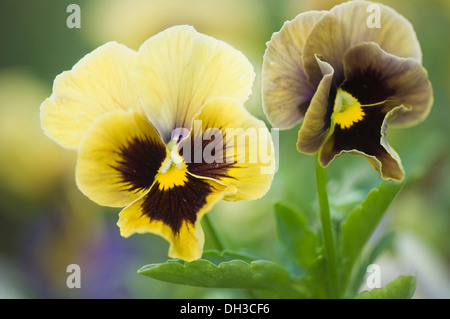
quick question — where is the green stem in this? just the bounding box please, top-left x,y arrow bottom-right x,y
202,214 -> 258,299
315,158 -> 340,298
202,214 -> 226,252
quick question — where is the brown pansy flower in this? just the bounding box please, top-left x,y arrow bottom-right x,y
262,0 -> 433,181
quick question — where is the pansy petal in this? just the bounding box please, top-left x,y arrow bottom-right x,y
303,0 -> 422,87
134,25 -> 255,143
319,105 -> 406,181
179,98 -> 275,201
117,176 -> 234,261
297,56 -> 335,154
262,11 -> 326,129
341,42 -> 433,127
76,111 -> 167,207
41,42 -> 142,148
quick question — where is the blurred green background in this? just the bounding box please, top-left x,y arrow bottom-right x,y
0,0 -> 448,298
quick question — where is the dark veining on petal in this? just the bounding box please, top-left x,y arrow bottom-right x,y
112,135 -> 167,193
179,132 -> 237,180
140,176 -> 213,233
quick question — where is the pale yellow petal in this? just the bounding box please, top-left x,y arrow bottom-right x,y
40,42 -> 142,148
134,25 -> 255,142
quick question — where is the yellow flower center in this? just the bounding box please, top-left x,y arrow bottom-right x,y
156,144 -> 188,190
333,88 -> 365,130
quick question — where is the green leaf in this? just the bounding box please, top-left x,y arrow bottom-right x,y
297,255 -> 329,299
200,250 -> 257,265
274,201 -> 319,271
357,275 -> 417,299
340,180 -> 403,288
138,250 -> 297,295
346,232 -> 396,298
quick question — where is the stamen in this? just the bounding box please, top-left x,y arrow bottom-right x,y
156,144 -> 188,189
170,146 -> 185,170
159,156 -> 172,174
360,100 -> 392,107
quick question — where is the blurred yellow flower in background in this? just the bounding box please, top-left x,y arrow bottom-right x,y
0,68 -> 107,298
0,69 -> 74,204
84,0 -> 265,54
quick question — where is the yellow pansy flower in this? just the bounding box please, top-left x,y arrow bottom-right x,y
41,26 -> 275,261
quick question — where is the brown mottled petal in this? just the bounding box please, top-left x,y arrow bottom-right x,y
303,0 -> 422,87
341,42 -> 432,127
262,11 -> 326,129
297,56 -> 335,154
319,105 -> 407,181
